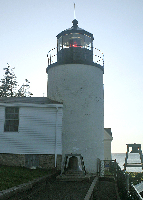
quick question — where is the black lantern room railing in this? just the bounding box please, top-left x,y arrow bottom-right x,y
47,47 -> 104,67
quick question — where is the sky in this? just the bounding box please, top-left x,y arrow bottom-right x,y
0,0 -> 143,153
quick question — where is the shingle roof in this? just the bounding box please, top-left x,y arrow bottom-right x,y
0,97 -> 62,104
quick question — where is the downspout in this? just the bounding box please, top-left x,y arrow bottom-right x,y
55,106 -> 58,167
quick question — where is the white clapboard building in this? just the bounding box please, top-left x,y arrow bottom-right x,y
0,97 -> 112,171
0,97 -> 63,169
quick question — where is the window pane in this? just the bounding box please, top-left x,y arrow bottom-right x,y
15,108 -> 19,113
58,36 -> 62,51
84,35 -> 92,50
9,120 -> 14,125
13,125 -> 18,131
6,107 -> 15,113
6,114 -> 16,119
4,125 -> 9,132
14,114 -> 18,119
6,114 -> 11,119
5,120 -> 10,125
14,120 -> 19,126
9,125 -> 14,132
10,125 -> 18,132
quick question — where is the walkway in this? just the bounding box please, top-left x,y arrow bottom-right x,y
93,177 -> 119,200
27,176 -> 93,200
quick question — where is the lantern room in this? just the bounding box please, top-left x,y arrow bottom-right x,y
56,19 -> 94,64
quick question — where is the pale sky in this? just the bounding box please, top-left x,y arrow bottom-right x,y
0,0 -> 143,153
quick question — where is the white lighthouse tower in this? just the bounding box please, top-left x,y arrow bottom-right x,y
46,19 -> 104,173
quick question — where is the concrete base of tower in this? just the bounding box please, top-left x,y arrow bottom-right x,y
48,63 -> 104,173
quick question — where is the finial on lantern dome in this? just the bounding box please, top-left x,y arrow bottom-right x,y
72,18 -> 78,28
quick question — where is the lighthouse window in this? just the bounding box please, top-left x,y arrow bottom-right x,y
58,33 -> 93,51
62,33 -> 85,49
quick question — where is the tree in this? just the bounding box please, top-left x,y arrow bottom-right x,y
0,64 -> 33,97
17,79 -> 33,97
0,64 -> 17,97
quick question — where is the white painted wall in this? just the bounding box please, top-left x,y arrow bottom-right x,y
48,63 -> 104,173
104,129 -> 113,160
0,103 -> 63,155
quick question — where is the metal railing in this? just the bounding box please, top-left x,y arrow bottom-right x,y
47,47 -> 104,67
97,159 -> 143,200
129,184 -> 143,199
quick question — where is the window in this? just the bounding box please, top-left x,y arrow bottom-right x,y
63,33 -> 85,49
58,36 -> 62,51
4,107 -> 19,132
58,33 -> 93,51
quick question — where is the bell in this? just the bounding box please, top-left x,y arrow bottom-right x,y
130,146 -> 139,153
65,156 -> 82,173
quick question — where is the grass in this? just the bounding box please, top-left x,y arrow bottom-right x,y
129,172 -> 143,185
104,167 -> 143,185
0,165 -> 55,191
104,170 -> 113,176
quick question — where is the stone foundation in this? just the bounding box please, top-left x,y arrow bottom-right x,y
0,153 -> 25,167
39,154 -> 62,170
0,153 -> 62,170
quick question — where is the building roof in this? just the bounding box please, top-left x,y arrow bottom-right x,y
0,97 -> 62,105
56,19 -> 94,39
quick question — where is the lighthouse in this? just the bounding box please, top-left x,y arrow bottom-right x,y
46,19 -> 104,173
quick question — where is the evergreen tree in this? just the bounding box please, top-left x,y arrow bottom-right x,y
0,64 -> 33,97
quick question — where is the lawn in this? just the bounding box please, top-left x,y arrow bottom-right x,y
129,172 -> 143,185
0,165 -> 55,191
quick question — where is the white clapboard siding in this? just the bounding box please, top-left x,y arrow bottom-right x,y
0,107 -> 4,132
0,104 -> 63,154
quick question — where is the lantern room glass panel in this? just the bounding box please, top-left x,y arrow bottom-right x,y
57,33 -> 93,51
58,36 -> 62,51
84,35 -> 92,50
62,33 -> 85,49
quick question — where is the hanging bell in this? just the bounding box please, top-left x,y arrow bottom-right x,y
65,156 -> 82,173
131,146 -> 139,153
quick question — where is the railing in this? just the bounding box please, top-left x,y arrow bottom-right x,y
97,159 -> 117,177
47,47 -> 57,65
129,184 -> 143,199
47,47 -> 104,67
94,48 -> 104,67
97,159 -> 143,200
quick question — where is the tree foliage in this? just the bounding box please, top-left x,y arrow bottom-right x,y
17,79 -> 33,97
0,64 -> 33,97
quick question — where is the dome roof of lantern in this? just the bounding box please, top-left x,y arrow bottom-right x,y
56,19 -> 94,40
